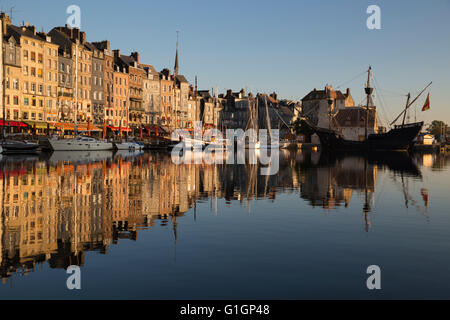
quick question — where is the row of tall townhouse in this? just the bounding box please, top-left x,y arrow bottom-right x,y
2,14 -> 59,123
1,12 -> 297,136
0,13 -> 199,134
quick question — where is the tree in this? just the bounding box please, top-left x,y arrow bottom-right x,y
427,120 -> 448,137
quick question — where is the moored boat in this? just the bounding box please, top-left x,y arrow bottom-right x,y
48,136 -> 113,151
310,121 -> 423,151
114,140 -> 136,150
1,140 -> 40,154
304,67 -> 430,152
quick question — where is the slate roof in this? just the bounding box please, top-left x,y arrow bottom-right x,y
335,107 -> 377,128
302,88 -> 347,101
174,74 -> 188,83
8,24 -> 46,43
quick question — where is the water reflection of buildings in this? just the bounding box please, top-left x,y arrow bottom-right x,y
299,156 -> 377,210
0,150 -> 427,281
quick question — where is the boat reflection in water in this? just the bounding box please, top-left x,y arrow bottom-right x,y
299,151 -> 422,231
0,149 -> 443,285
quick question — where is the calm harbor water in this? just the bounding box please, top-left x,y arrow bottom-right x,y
0,149 -> 449,299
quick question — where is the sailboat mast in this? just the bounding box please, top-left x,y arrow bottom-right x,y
265,95 -> 272,141
74,42 -> 78,135
1,22 -> 5,141
401,93 -> 411,126
390,81 -> 432,126
364,66 -> 373,141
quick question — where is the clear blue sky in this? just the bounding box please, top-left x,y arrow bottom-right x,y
3,0 -> 450,126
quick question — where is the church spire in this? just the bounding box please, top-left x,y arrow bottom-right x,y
174,31 -> 179,76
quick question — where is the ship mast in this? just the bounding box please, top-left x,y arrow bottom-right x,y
74,41 -> 78,135
401,93 -> 411,126
364,66 -> 373,141
390,81 -> 432,126
1,21 -> 5,141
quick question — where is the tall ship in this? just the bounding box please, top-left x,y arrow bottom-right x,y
304,67 -> 429,151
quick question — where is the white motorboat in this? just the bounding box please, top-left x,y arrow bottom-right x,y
131,141 -> 144,150
114,140 -> 136,150
114,139 -> 144,150
48,136 -> 113,151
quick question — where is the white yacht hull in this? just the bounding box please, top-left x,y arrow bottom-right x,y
114,142 -> 136,150
49,138 -> 113,151
114,141 -> 144,150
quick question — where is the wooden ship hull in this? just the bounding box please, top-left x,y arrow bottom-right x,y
312,121 -> 423,151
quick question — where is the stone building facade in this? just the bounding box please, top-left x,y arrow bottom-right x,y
5,19 -> 59,124
140,64 -> 160,125
86,42 -> 105,126
112,61 -> 129,128
174,74 -> 190,128
159,68 -> 174,129
56,50 -> 73,122
49,26 -> 93,123
2,14 -> 22,121
116,51 -> 144,129
92,41 -> 114,126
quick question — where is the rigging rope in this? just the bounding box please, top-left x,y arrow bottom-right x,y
336,71 -> 367,89
372,75 -> 394,129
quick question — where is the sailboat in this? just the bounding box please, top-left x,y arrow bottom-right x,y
244,97 -> 260,149
113,87 -> 143,151
48,42 -> 113,151
260,95 -> 278,149
305,67 -> 427,151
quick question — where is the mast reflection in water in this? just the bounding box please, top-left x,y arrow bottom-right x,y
0,150 -> 449,299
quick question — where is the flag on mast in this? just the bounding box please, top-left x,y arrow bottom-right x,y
422,93 -> 430,111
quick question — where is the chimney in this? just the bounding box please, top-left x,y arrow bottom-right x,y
346,88 -> 350,96
113,49 -> 120,58
81,31 -> 86,44
26,25 -> 36,35
0,13 -> 11,36
131,52 -> 139,63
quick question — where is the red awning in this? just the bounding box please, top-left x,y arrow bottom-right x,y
145,125 -> 166,132
107,125 -> 132,132
0,120 -> 28,127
